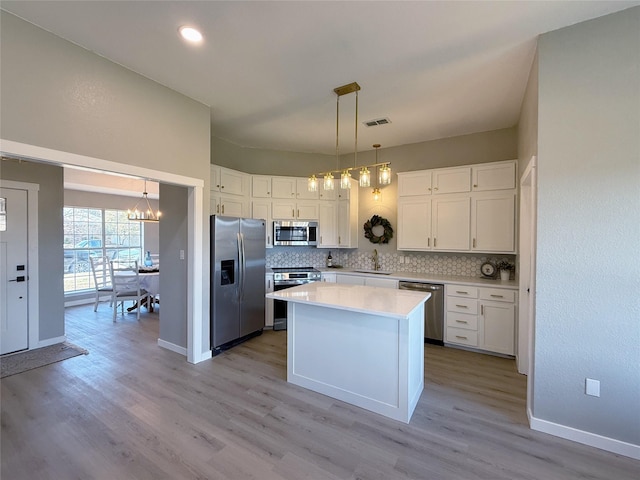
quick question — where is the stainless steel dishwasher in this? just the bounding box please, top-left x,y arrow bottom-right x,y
398,281 -> 444,345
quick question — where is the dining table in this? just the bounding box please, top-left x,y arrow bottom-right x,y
121,268 -> 159,312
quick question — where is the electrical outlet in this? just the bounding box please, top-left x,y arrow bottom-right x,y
585,378 -> 600,397
179,249 -> 185,260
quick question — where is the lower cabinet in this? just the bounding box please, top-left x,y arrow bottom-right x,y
336,274 -> 398,289
445,284 -> 516,356
321,272 -> 337,283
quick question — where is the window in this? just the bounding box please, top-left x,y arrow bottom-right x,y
63,207 -> 143,293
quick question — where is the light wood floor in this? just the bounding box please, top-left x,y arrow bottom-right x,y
2,305 -> 638,479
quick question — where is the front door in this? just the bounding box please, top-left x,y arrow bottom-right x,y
0,187 -> 29,355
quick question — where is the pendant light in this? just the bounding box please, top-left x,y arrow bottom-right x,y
128,180 -> 161,222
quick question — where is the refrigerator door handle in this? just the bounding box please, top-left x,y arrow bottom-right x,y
239,232 -> 246,301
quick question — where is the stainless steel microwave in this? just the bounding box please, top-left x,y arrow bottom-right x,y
273,221 -> 318,246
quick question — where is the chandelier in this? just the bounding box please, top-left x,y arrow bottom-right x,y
127,180 -> 161,222
308,82 -> 391,191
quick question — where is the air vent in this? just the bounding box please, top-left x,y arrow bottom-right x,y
364,117 -> 391,127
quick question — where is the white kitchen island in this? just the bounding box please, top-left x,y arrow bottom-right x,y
266,282 -> 431,423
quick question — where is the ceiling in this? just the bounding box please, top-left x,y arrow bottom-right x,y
2,1 -> 638,155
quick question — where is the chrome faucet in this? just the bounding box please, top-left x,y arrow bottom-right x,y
372,249 -> 380,271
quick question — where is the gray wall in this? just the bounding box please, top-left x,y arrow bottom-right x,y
1,12 -> 211,347
159,184 -> 188,348
213,127 -> 517,177
0,159 -> 64,341
536,7 -> 640,444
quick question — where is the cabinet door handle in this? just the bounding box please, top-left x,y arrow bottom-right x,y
473,184 -> 478,188
222,205 -> 225,214
216,205 -> 220,214
455,335 -> 468,340
428,187 -> 431,191
268,279 -> 271,288
456,290 -> 468,294
455,320 -> 468,324
455,304 -> 468,309
434,238 -> 437,247
292,209 -> 295,217
481,305 -> 484,315
428,238 -> 430,247
434,187 -> 439,191
490,294 -> 504,298
473,238 -> 476,248
297,209 -> 300,217
338,236 -> 341,244
221,185 -> 224,189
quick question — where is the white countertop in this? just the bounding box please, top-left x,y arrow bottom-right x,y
318,268 -> 518,289
266,282 -> 431,320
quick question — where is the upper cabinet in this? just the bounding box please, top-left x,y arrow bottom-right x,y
397,160 -> 517,254
472,161 -> 516,192
251,175 -> 272,198
271,176 -> 319,200
432,167 -> 471,195
398,170 -> 432,196
210,165 -> 249,196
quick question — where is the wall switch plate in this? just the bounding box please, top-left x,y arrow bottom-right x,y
585,378 -> 600,397
179,249 -> 185,260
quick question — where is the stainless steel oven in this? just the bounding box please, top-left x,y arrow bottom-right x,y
272,267 -> 321,330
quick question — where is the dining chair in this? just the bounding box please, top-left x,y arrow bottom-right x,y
89,256 -> 113,312
109,260 -> 148,322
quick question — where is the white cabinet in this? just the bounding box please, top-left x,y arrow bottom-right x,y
251,176 -> 272,198
445,284 -> 516,356
397,197 -> 432,250
317,178 -> 358,249
210,165 -> 221,192
296,178 -> 319,200
271,177 -> 318,200
318,201 -> 338,247
364,277 -> 398,289
251,200 -> 273,248
219,167 -> 248,196
472,161 -> 516,192
432,167 -> 471,194
321,273 -> 337,283
432,196 -> 470,251
210,192 -> 247,217
336,274 -> 365,285
471,193 -> 516,253
318,182 -> 337,201
336,274 -> 398,289
272,200 -> 318,220
272,177 -> 296,199
397,160 -> 517,254
265,274 -> 274,328
398,171 -> 432,196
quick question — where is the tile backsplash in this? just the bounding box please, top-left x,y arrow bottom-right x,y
266,247 -> 515,278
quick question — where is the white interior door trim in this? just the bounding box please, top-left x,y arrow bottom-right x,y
519,155 -> 537,420
1,139 -> 208,364
0,179 -> 39,350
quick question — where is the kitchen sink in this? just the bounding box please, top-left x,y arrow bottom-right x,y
352,269 -> 394,275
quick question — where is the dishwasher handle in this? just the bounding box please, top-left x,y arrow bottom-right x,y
399,282 -> 444,292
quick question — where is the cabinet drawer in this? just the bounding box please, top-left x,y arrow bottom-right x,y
446,296 -> 478,314
446,327 -> 478,346
446,312 -> 478,331
479,288 -> 516,303
447,285 -> 478,298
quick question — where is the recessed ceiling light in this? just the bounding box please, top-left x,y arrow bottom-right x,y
178,26 -> 203,43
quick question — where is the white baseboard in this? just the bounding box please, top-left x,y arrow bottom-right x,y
157,338 -> 187,356
64,297 -> 96,307
38,335 -> 67,348
529,414 -> 640,460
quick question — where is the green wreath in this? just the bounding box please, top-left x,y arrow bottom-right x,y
363,215 -> 394,244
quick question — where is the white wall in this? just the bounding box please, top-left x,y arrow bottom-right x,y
535,7 -> 640,446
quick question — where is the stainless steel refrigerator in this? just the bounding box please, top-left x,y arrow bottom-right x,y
210,216 -> 266,351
